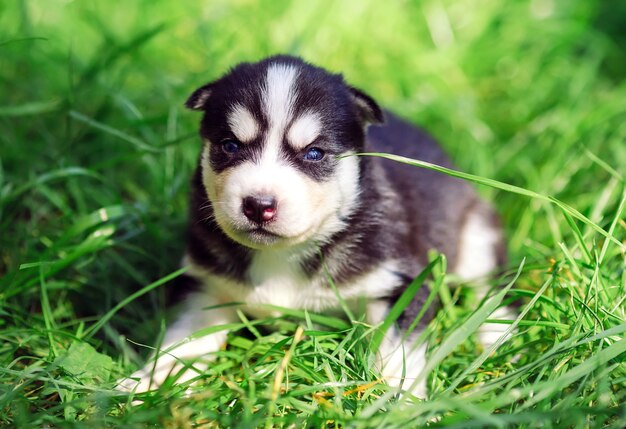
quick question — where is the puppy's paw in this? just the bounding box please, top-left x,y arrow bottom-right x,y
378,340 -> 429,400
478,305 -> 517,349
115,366 -> 161,395
382,372 -> 428,399
116,358 -> 208,401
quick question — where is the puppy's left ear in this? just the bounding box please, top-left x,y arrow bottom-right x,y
185,83 -> 214,111
349,87 -> 384,125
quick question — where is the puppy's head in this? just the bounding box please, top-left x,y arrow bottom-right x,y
186,56 -> 383,250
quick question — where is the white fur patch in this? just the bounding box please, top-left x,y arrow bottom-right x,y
478,305 -> 517,348
255,64 -> 299,199
377,328 -> 428,397
367,300 -> 428,398
381,340 -> 428,398
328,153 -> 360,224
262,63 -> 298,151
186,257 -> 402,314
287,111 -> 322,150
454,208 -> 516,350
454,209 -> 499,280
227,104 -> 259,142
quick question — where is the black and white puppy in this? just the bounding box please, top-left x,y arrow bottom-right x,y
119,55 -> 510,398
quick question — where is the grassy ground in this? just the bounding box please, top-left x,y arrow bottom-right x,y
1,0 -> 625,427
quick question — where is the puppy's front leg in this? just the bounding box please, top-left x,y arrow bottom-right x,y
368,299 -> 430,399
117,288 -> 236,394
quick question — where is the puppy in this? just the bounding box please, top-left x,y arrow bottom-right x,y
118,55 -> 510,398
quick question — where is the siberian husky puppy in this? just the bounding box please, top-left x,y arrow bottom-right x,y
118,55 -> 510,398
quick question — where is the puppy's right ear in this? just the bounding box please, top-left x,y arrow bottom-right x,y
185,83 -> 214,111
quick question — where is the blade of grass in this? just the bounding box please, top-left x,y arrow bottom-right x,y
370,256 -> 441,354
69,110 -> 159,153
356,152 -> 625,251
420,259 -> 524,387
78,23 -> 167,87
39,267 -> 58,358
3,167 -> 102,203
81,266 -> 188,339
598,189 -> 626,264
258,304 -> 350,330
443,260 -> 543,394
0,99 -> 61,116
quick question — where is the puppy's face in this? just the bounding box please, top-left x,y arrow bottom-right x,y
186,56 -> 382,250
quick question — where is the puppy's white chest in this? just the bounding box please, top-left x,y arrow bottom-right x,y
245,251 -> 313,311
189,253 -> 403,315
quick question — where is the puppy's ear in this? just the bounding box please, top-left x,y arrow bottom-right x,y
349,86 -> 384,125
185,83 -> 214,111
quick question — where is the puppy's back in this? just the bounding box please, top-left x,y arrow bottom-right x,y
365,113 -> 490,270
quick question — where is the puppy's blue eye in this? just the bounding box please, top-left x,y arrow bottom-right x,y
304,147 -> 324,161
222,140 -> 240,154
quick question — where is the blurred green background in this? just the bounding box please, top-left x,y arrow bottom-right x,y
1,1 -> 625,425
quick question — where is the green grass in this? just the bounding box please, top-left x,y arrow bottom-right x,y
1,0 -> 625,427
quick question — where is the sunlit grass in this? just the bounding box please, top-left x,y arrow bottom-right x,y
1,0 -> 625,427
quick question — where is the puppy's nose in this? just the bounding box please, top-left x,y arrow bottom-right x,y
242,196 -> 277,223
